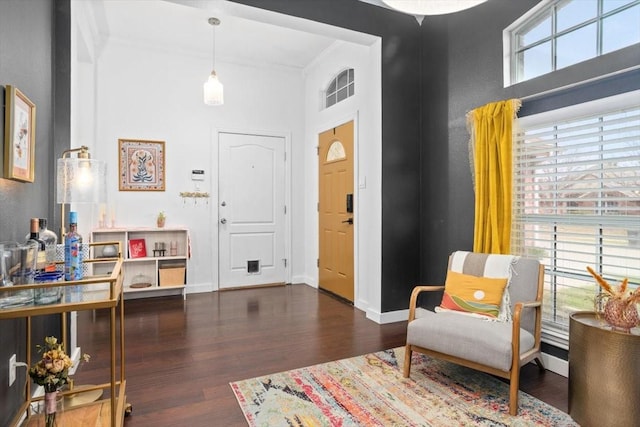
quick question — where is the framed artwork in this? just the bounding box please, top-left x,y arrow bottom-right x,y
118,139 -> 165,191
128,238 -> 147,258
3,85 -> 36,182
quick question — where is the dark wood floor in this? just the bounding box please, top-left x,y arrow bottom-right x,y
74,285 -> 568,426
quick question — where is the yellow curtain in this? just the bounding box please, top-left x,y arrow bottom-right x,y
467,99 -> 521,254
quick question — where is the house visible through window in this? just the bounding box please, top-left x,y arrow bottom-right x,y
325,68 -> 354,108
505,0 -> 640,85
512,90 -> 640,347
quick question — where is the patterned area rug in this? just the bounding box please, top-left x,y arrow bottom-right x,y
230,347 -> 578,426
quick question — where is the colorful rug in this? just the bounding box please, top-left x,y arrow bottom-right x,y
230,347 -> 577,426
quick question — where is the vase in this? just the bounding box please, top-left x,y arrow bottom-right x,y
603,298 -> 640,332
157,217 -> 165,228
42,390 -> 63,427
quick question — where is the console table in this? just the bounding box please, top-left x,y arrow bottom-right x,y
569,311 -> 639,427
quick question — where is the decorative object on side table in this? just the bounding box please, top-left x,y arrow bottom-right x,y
130,273 -> 153,289
101,244 -> 118,258
29,336 -> 90,427
157,211 -> 166,228
587,266 -> 640,332
153,241 -> 166,257
128,238 -> 147,258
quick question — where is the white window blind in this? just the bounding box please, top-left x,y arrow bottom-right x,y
512,90 -> 640,347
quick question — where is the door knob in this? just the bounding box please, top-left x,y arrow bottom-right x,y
342,218 -> 353,225
220,218 -> 227,224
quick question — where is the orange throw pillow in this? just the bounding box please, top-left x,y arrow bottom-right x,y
439,270 -> 508,319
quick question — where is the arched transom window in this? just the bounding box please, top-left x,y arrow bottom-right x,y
325,68 -> 354,108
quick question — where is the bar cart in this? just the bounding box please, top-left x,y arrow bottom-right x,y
0,242 -> 130,427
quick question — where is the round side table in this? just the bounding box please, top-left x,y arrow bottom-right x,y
569,311 -> 640,427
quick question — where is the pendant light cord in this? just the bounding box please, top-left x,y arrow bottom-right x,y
208,17 -> 220,73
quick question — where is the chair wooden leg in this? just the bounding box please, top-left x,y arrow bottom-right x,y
509,370 -> 520,416
403,344 -> 412,378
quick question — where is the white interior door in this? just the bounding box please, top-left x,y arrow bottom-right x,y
219,132 -> 286,288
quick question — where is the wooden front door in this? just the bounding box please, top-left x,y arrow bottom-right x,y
318,121 -> 354,301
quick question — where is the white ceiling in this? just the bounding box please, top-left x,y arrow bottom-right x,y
92,0 -> 380,69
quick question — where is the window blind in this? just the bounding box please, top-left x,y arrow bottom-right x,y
512,91 -> 640,346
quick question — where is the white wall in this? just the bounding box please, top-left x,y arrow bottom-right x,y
74,36 -> 305,292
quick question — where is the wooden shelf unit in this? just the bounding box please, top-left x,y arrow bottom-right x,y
91,227 -> 188,299
0,243 -> 128,427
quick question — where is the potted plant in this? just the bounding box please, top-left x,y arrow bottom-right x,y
157,211 -> 166,228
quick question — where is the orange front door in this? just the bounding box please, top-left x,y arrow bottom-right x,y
318,121 -> 354,302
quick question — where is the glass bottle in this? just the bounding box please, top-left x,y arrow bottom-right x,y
38,218 -> 58,272
26,218 -> 46,271
64,211 -> 83,281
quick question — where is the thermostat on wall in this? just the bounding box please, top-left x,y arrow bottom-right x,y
191,170 -> 205,181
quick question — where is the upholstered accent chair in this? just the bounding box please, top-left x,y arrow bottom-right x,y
403,251 -> 545,415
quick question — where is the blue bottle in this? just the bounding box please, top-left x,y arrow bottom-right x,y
64,211 -> 83,281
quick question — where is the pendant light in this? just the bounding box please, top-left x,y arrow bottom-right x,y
204,17 -> 224,106
381,0 -> 487,16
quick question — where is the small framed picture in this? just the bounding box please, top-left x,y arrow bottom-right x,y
128,238 -> 148,258
3,85 -> 36,182
118,139 -> 165,191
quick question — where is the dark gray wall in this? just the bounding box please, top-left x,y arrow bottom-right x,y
419,0 -> 541,284
419,0 -> 640,288
0,0 -> 69,423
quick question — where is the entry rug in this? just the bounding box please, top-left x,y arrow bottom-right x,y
230,347 -> 578,426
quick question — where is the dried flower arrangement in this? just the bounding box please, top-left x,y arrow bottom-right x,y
29,336 -> 90,427
587,266 -> 640,332
29,336 -> 90,392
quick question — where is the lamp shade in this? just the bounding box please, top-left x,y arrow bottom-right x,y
56,157 -> 107,204
204,71 -> 224,105
382,0 -> 487,15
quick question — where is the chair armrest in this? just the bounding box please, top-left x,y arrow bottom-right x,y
511,300 -> 543,356
408,285 -> 445,322
512,300 -> 541,324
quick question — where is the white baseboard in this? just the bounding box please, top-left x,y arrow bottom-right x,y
366,308 -> 409,324
540,352 -> 568,377
185,282 -> 214,294
186,281 -> 315,294
294,275 -> 316,287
